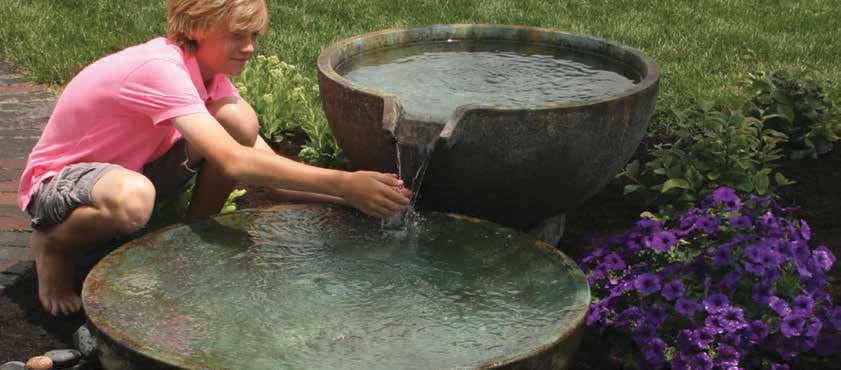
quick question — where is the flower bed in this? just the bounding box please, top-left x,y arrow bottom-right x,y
579,187 -> 839,369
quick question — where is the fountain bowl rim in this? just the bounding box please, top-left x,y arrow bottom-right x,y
316,23 -> 661,117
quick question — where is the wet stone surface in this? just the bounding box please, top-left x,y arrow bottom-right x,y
44,349 -> 81,368
0,361 -> 25,370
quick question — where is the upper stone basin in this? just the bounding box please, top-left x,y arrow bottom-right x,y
317,24 -> 660,229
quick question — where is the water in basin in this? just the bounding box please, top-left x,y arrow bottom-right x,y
339,40 -> 640,123
84,205 -> 589,369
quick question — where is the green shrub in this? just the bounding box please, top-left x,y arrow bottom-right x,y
234,55 -> 313,143
298,109 -> 347,169
234,54 -> 347,168
619,101 -> 794,219
746,70 -> 841,159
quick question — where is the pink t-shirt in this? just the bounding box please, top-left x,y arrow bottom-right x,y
18,37 -> 240,211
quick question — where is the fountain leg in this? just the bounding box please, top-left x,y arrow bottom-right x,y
528,213 -> 566,245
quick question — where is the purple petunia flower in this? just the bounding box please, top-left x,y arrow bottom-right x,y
712,186 -> 741,211
744,260 -> 766,276
691,352 -> 713,370
799,219 -> 811,240
781,314 -> 806,337
586,302 -> 607,326
791,295 -> 814,315
804,316 -> 822,338
715,343 -> 741,368
661,279 -> 685,301
617,306 -> 643,327
728,215 -> 752,228
671,353 -> 690,370
775,240 -> 793,257
712,244 -> 733,266
758,212 -> 784,237
771,364 -> 790,370
691,327 -> 717,348
636,218 -> 662,236
648,230 -> 677,251
752,283 -> 773,305
634,273 -> 661,296
812,245 -> 836,273
757,249 -> 782,269
769,296 -> 792,317
718,306 -> 748,333
676,329 -> 695,353
745,320 -> 768,344
721,331 -> 742,347
694,216 -> 721,234
643,337 -> 666,366
633,323 -> 657,343
705,314 -> 726,334
675,298 -> 699,317
720,268 -> 743,292
602,252 -> 626,271
776,336 -> 800,360
703,293 -> 729,313
744,244 -> 763,262
799,334 -> 817,353
645,305 -> 668,326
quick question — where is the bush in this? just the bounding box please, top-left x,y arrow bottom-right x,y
234,54 -> 346,168
580,187 -> 840,369
234,55 -> 314,143
746,71 -> 841,160
619,101 -> 794,219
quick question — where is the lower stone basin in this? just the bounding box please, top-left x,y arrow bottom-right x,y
82,204 -> 589,369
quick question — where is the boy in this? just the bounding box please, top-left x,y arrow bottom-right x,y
17,0 -> 411,316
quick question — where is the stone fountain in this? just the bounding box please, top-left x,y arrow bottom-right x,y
80,24 -> 662,369
317,24 -> 660,231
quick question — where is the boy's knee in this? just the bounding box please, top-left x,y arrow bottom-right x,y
107,176 -> 156,234
208,98 -> 259,146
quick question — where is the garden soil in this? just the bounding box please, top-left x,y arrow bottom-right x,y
2,142 -> 840,368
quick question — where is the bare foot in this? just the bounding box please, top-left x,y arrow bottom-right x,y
30,231 -> 82,316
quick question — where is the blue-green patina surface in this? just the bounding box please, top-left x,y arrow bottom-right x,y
83,204 -> 589,369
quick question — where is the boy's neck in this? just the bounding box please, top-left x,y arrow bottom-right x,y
197,60 -> 215,86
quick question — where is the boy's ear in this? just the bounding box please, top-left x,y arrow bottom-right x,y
190,27 -> 206,42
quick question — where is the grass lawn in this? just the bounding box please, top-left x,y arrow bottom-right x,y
1,0 -> 839,134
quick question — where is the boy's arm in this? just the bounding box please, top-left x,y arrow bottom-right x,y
253,134 -> 348,205
172,112 -> 408,218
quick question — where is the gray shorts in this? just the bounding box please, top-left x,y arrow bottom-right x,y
26,139 -> 202,230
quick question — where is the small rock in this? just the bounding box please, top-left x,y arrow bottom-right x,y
73,324 -> 96,356
43,350 -> 80,368
0,361 -> 26,370
24,356 -> 52,370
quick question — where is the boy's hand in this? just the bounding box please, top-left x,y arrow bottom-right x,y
340,171 -> 412,219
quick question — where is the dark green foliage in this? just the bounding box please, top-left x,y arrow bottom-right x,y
619,100 -> 794,219
746,71 -> 841,159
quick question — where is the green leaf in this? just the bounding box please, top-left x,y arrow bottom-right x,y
661,179 -> 691,193
775,172 -> 796,186
753,172 -> 770,194
623,184 -> 641,195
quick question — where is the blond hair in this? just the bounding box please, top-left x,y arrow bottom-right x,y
167,0 -> 269,53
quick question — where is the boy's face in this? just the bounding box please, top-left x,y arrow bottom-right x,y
193,23 -> 258,80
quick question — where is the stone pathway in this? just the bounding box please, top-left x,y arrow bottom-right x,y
0,60 -> 54,290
